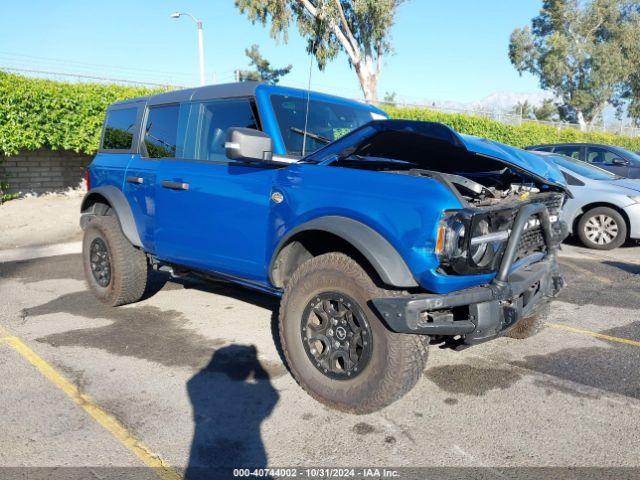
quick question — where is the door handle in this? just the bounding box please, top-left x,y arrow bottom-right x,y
126,176 -> 144,185
161,180 -> 189,191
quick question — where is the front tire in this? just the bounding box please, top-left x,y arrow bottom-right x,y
577,207 -> 627,250
83,215 -> 149,306
279,253 -> 428,414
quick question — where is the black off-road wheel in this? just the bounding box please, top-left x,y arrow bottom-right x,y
504,302 -> 550,340
279,253 -> 429,414
83,215 -> 149,307
577,207 -> 627,250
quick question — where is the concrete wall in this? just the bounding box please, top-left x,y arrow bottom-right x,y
1,149 -> 93,195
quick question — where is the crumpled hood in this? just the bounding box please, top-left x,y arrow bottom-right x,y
460,134 -> 567,188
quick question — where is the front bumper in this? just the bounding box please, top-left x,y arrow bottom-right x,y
372,203 -> 567,347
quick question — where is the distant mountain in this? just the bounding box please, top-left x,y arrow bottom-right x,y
415,90 -> 628,126
471,91 -> 553,112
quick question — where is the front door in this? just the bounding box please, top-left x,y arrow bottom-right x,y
586,146 -> 630,177
152,98 -> 278,284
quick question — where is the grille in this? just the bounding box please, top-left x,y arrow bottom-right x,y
516,223 -> 546,260
513,194 -> 564,260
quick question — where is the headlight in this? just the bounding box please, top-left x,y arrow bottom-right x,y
436,210 -> 512,274
627,195 -> 640,204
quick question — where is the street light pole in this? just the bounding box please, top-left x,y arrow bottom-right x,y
196,20 -> 204,86
170,12 -> 205,86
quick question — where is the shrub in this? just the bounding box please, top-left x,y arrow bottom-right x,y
383,105 -> 640,151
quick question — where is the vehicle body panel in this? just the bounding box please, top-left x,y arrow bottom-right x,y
86,83 -> 567,301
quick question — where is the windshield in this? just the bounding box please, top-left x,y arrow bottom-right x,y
270,94 -> 380,156
547,153 -> 617,180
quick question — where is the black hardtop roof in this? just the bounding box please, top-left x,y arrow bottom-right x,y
108,81 -> 264,109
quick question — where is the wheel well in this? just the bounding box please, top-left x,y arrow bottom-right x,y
270,230 -> 386,289
81,193 -> 113,216
573,202 -> 630,238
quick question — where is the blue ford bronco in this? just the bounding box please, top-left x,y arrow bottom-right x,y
82,82 -> 568,413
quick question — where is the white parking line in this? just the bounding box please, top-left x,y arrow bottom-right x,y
0,242 -> 82,263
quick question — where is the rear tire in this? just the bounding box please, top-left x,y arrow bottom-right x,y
82,215 -> 149,306
279,253 -> 428,414
577,207 -> 626,250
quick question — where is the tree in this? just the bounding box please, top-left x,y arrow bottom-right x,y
237,44 -> 293,84
533,98 -> 559,121
383,91 -> 397,105
512,100 -> 534,119
234,0 -> 405,102
509,0 -> 640,128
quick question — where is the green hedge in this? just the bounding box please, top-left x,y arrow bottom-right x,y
1,71 -> 639,156
0,71 -> 154,156
383,105 -> 640,151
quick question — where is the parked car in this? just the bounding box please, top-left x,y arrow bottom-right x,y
525,143 -> 640,179
532,152 -> 640,249
81,82 -> 569,413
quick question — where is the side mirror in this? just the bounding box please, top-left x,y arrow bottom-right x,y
612,157 -> 629,167
225,128 -> 273,162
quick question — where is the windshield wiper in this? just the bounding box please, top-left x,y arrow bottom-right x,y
290,127 -> 331,145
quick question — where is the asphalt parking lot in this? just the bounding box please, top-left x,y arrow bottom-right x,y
1,240 -> 639,478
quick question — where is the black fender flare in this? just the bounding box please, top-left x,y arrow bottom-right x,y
80,186 -> 142,247
270,216 -> 418,288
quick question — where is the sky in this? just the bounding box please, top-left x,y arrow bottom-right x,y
0,0 -> 544,104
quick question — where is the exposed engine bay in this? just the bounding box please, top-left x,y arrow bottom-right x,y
324,127 -> 568,275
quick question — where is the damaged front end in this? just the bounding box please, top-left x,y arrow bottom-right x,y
305,119 -> 571,348
372,199 -> 567,348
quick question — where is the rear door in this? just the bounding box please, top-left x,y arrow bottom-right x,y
93,104 -> 141,190
121,101 -> 161,251
585,146 -> 630,177
153,97 -> 278,284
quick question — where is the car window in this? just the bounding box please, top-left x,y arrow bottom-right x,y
586,146 -> 623,166
610,146 -> 640,165
532,146 -> 553,152
143,104 -> 180,158
561,171 -> 585,186
181,98 -> 259,162
101,108 -> 137,150
549,154 -> 617,180
553,146 -> 581,159
270,94 -> 378,156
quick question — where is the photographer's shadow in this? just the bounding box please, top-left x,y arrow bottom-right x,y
185,344 -> 279,480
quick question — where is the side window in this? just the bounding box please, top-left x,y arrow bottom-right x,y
562,171 -> 585,186
587,147 -> 623,166
183,99 -> 258,162
553,146 -> 581,160
102,108 -> 137,150
143,104 -> 180,158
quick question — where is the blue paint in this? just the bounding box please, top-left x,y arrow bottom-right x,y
87,84 -> 565,297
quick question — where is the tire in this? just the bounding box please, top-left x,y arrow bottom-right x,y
577,207 -> 627,250
279,253 -> 428,414
82,215 -> 149,306
504,302 -> 549,340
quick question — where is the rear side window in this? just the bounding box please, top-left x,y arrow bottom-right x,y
143,104 -> 180,158
553,146 -> 581,159
102,108 -> 137,150
182,99 -> 259,162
